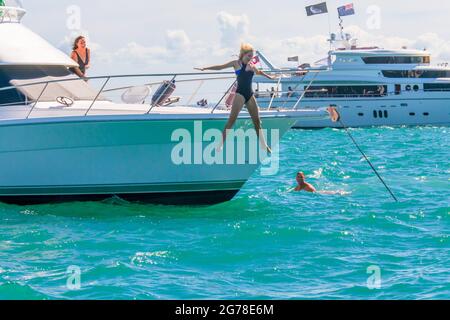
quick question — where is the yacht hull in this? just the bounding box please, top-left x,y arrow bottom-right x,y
0,190 -> 239,205
0,113 -> 306,205
259,97 -> 450,128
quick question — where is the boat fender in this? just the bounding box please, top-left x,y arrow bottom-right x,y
152,80 -> 176,106
225,83 -> 238,109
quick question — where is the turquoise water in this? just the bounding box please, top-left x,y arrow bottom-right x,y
0,127 -> 449,300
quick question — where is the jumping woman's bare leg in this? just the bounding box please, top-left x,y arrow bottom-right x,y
219,93 -> 245,149
245,96 -> 271,153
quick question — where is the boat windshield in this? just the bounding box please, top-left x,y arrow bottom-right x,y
1,66 -> 107,105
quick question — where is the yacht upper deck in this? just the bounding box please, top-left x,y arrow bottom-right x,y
331,48 -> 430,57
0,4 -> 26,24
0,3 -> 76,67
331,48 -> 432,70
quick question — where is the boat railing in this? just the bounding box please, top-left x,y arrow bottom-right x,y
2,70 -> 444,119
0,70 -> 296,119
0,6 -> 26,23
256,90 -> 390,99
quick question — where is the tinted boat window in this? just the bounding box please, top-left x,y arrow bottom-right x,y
304,85 -> 388,98
382,70 -> 450,78
0,68 -> 27,105
424,83 -> 450,91
363,56 -> 429,64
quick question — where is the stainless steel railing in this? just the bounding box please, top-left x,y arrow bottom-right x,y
0,72 -> 240,118
0,69 -> 331,118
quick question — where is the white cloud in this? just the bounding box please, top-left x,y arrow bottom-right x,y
86,13 -> 450,74
253,34 -> 330,67
115,42 -> 167,63
99,30 -> 192,68
166,29 -> 191,52
412,33 -> 450,61
254,25 -> 450,67
216,11 -> 250,48
87,12 -> 252,71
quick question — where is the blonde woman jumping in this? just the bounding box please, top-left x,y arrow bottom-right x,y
195,44 -> 277,152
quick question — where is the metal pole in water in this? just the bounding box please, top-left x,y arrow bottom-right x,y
331,105 -> 399,202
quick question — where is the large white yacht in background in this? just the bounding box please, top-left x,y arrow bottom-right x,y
256,35 -> 450,128
0,3 -> 330,205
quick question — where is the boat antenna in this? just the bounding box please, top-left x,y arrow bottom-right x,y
331,105 -> 399,202
327,10 -> 333,51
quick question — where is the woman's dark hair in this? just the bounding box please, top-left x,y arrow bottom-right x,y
72,36 -> 85,51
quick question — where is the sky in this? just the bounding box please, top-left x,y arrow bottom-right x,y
12,0 -> 450,76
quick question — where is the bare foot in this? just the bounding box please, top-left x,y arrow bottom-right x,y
259,140 -> 272,154
263,145 -> 272,155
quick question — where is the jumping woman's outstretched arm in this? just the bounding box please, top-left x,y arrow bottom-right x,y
195,60 -> 238,72
252,66 -> 277,80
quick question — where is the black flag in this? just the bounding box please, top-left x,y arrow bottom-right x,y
305,2 -> 328,16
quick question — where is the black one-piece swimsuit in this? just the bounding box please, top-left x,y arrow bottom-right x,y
235,63 -> 255,103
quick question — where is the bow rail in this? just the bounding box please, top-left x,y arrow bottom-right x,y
0,69 -> 329,119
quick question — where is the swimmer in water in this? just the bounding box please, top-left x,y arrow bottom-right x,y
294,172 -> 317,193
294,172 -> 349,195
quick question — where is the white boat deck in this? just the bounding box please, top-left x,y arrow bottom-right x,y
0,100 -> 330,125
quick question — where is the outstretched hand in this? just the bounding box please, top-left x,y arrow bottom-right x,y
194,67 -> 205,72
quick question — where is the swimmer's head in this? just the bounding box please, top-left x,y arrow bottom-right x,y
239,43 -> 255,63
296,172 -> 306,183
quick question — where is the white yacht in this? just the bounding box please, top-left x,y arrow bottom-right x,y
0,4 -> 331,205
255,35 -> 450,128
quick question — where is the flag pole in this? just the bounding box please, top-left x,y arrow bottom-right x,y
327,9 -> 332,50
338,15 -> 344,40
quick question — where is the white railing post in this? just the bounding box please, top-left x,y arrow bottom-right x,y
85,77 -> 110,116
292,72 -> 320,110
26,82 -> 48,119
267,76 -> 282,110
186,80 -> 205,107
